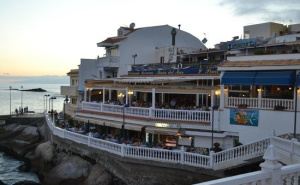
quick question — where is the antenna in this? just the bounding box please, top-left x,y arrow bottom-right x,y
129,23 -> 135,29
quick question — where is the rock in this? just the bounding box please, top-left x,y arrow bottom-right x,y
0,180 -> 6,185
12,180 -> 40,185
43,155 -> 92,185
84,164 -> 112,185
34,141 -> 54,163
0,124 -> 40,157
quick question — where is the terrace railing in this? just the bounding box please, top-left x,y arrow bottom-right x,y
44,113 -> 277,170
81,102 -> 211,123
226,97 -> 294,111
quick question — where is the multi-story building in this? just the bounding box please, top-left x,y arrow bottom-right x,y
62,22 -> 300,152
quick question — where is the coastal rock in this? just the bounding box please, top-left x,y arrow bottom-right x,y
83,163 -> 112,185
34,141 -> 54,163
43,155 -> 92,185
0,124 -> 40,156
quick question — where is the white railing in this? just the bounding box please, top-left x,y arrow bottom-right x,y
227,97 -> 294,110
271,137 -> 300,164
212,138 -> 270,170
227,97 -> 259,108
195,145 -> 300,185
81,101 -> 211,123
44,113 -> 270,170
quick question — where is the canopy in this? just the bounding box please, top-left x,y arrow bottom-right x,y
254,71 -> 295,86
221,71 -> 295,86
221,72 -> 256,85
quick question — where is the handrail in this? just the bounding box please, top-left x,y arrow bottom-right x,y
44,113 -> 270,170
81,101 -> 211,122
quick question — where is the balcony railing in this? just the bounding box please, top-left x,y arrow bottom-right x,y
81,102 -> 211,123
226,97 -> 294,110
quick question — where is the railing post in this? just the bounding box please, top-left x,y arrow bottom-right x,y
180,146 -> 185,164
88,132 -> 91,147
121,143 -> 125,157
291,138 -> 297,164
260,145 -> 282,185
209,151 -> 215,168
149,108 -> 152,118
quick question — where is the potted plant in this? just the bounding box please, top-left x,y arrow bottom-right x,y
238,104 -> 247,109
213,142 -> 222,152
274,105 -> 285,111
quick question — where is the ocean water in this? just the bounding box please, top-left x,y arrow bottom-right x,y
0,83 -> 68,115
0,152 -> 40,185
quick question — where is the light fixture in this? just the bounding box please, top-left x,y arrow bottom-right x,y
118,93 -> 125,98
289,87 -> 292,90
99,91 -> 102,94
277,87 -> 281,91
189,137 -> 192,140
128,91 -> 134,95
215,90 -> 220,95
257,88 -> 261,92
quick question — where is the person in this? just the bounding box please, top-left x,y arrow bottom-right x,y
15,108 -> 18,116
170,98 -> 176,109
94,132 -> 100,138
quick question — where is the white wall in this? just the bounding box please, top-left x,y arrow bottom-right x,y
78,59 -> 98,91
117,25 -> 207,76
218,109 -> 300,144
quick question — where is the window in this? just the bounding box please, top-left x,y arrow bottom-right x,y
99,71 -> 103,79
72,79 -> 74,86
113,71 -> 118,78
110,49 -> 119,57
160,57 -> 164,64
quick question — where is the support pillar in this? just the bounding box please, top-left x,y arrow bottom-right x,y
103,87 -> 105,102
152,88 -> 156,108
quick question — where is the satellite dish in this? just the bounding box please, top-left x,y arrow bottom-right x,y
129,23 -> 135,29
202,37 -> 207,44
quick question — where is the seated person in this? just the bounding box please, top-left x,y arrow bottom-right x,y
94,132 -> 100,138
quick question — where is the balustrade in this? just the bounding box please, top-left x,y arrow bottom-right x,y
227,97 -> 294,110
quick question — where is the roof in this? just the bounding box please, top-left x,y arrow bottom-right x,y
219,59 -> 300,68
67,69 -> 79,75
98,37 -> 127,44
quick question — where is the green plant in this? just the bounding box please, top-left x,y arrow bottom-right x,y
274,105 -> 286,110
254,49 -> 265,55
213,142 -> 220,148
238,104 -> 247,108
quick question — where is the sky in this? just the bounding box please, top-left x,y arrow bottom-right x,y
1,0 -> 300,78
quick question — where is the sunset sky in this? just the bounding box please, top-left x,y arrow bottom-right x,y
1,0 -> 299,77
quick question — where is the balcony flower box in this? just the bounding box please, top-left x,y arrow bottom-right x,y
274,105 -> 286,111
238,104 -> 247,109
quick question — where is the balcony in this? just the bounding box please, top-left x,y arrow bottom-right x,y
97,56 -> 120,68
225,97 -> 294,111
79,102 -> 211,129
61,86 -> 78,97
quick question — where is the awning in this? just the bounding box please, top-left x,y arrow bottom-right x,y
145,127 -> 179,135
75,116 -> 122,128
221,72 -> 256,85
254,71 -> 295,86
78,89 -> 85,93
297,73 -> 300,86
124,124 -> 144,131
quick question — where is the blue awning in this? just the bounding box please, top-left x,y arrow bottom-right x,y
254,71 -> 295,86
78,89 -> 85,93
297,73 -> 300,86
221,72 -> 256,85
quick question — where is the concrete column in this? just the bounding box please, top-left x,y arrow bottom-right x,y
152,88 -> 156,108
220,85 -> 225,109
211,90 -> 214,107
103,87 -> 105,102
125,87 -> 128,105
260,145 -> 282,185
109,89 -> 112,100
258,88 -> 262,108
196,94 -> 199,107
161,93 -> 164,105
84,89 -> 87,102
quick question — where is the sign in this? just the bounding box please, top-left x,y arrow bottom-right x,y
230,109 -> 259,126
128,67 -> 219,76
155,123 -> 170,128
220,37 -> 264,50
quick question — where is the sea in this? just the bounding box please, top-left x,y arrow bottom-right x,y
0,82 -> 68,185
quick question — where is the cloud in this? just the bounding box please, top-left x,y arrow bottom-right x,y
219,0 -> 300,23
2,73 -> 10,76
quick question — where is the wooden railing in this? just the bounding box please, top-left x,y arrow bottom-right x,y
227,97 -> 294,110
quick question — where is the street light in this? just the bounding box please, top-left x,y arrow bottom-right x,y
44,94 -> 50,112
132,54 -> 137,67
64,97 -> 69,121
21,86 -> 23,107
50,97 -> 56,121
9,86 -> 12,117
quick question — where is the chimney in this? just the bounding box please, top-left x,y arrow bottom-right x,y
171,28 -> 177,46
